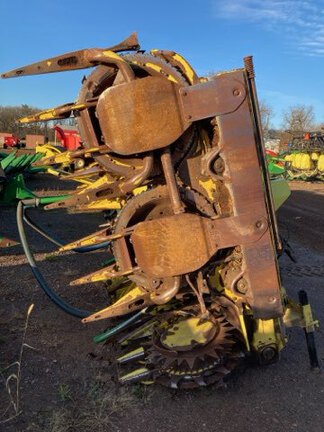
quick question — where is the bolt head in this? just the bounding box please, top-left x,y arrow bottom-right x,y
255,220 -> 263,229
236,278 -> 248,294
261,346 -> 277,362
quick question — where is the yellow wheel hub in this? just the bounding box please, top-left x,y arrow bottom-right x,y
161,317 -> 218,351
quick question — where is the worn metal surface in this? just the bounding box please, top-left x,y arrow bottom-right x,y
97,76 -> 187,155
131,213 -> 267,278
215,69 -> 283,319
160,147 -> 185,214
1,33 -> 139,78
179,75 -> 246,121
82,284 -> 153,323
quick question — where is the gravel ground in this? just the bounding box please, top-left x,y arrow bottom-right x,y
1,177 -> 324,432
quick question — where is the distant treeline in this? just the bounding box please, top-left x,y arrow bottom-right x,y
0,104 -> 76,140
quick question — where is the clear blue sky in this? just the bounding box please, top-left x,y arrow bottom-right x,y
1,0 -> 323,128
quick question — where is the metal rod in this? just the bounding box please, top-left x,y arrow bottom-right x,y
298,290 -> 320,370
160,147 -> 185,214
120,153 -> 153,193
91,52 -> 135,83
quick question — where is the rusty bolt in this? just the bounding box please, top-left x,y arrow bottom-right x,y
233,89 -> 240,96
213,157 -> 225,174
255,220 -> 263,229
244,56 -> 255,78
268,296 -> 277,304
236,278 -> 248,294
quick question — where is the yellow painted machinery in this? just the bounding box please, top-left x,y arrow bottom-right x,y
281,131 -> 324,180
2,33 -> 320,388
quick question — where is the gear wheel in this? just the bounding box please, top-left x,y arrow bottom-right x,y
118,299 -> 244,389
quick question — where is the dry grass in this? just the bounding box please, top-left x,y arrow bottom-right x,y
0,301 -> 145,432
46,386 -> 136,432
0,304 -> 35,424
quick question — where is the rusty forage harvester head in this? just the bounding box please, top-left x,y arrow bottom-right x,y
2,33 -> 319,388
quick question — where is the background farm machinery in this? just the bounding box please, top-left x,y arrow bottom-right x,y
1,33 -> 319,389
0,151 -> 44,204
0,133 -> 23,149
0,150 -> 70,251
280,131 -> 324,180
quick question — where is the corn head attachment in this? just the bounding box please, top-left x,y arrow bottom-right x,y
280,131 -> 324,181
3,34 -> 319,388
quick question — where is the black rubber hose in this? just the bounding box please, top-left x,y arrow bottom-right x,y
17,200 -> 90,318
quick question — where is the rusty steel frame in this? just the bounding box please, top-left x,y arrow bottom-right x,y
106,66 -> 283,319
212,69 -> 282,319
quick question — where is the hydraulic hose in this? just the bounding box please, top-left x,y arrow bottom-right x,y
17,199 -> 97,318
93,308 -> 148,344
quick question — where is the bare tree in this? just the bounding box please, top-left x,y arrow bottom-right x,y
0,105 -> 58,139
259,100 -> 273,139
282,105 -> 315,132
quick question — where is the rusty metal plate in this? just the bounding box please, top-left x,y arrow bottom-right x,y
96,76 -> 189,155
179,74 -> 246,122
132,214 -> 212,278
131,213 -> 268,278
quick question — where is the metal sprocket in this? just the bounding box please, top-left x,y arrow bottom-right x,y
117,298 -> 244,389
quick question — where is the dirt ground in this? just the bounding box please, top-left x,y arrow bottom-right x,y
1,176 -> 324,432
